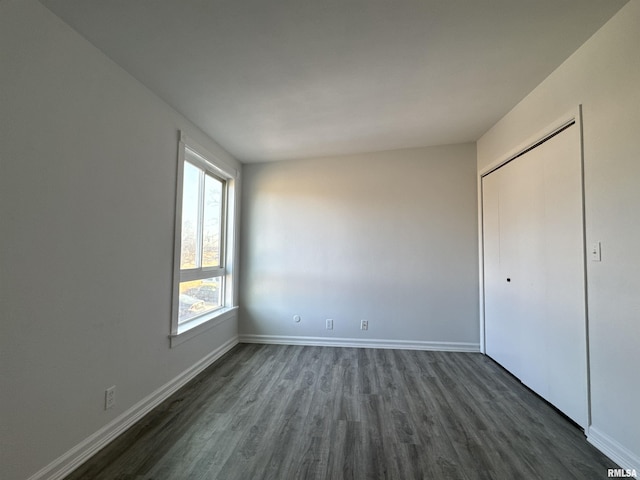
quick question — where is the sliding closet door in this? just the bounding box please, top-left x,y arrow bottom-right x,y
482,123 -> 588,428
503,146 -> 549,398
538,126 -> 588,426
482,171 -> 521,376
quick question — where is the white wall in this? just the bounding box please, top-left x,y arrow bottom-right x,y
477,0 -> 640,470
0,2 -> 241,479
239,144 -> 479,349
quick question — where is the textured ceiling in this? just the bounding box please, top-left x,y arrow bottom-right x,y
40,0 -> 628,162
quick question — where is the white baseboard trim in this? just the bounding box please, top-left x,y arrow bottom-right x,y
588,426 -> 640,472
238,334 -> 480,352
27,336 -> 239,480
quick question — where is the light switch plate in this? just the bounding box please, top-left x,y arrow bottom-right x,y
591,242 -> 601,262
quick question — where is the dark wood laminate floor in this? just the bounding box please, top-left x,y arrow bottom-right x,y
65,344 -> 616,480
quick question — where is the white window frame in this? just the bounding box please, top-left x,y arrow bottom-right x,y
170,132 -> 238,346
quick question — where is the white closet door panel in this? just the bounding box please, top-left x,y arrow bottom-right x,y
505,145 -> 549,400
483,171 -> 522,376
540,127 -> 589,428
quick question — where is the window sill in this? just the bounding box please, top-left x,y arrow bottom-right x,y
170,306 -> 238,348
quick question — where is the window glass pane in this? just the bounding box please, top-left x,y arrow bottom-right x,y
180,162 -> 200,269
202,174 -> 223,267
178,277 -> 223,324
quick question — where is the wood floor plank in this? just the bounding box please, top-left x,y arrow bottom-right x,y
64,344 -> 617,480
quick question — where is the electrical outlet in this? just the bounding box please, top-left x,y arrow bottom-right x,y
361,320 -> 368,331
105,386 -> 116,410
326,318 -> 333,330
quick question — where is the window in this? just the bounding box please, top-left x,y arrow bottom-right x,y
171,134 -> 238,343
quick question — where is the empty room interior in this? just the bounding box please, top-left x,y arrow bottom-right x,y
1,1 -> 639,479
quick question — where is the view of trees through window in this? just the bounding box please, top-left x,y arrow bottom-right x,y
180,161 -> 223,269
178,157 -> 225,324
